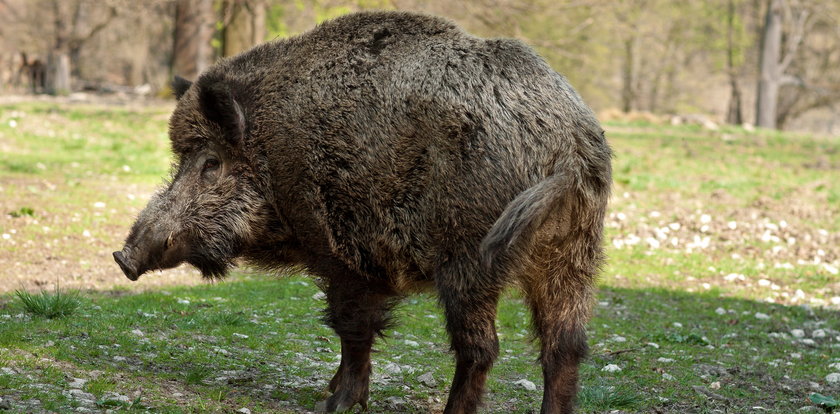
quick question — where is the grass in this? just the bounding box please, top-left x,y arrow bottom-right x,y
14,288 -> 82,319
0,101 -> 839,412
0,275 -> 837,412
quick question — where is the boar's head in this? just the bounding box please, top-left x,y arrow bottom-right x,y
114,74 -> 269,281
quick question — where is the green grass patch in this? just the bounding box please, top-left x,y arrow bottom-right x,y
15,288 -> 82,319
0,276 -> 837,413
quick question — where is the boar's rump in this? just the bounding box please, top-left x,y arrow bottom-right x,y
114,10 -> 611,414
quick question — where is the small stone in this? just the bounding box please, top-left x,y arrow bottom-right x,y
610,335 -> 627,343
791,329 -> 806,338
657,358 -> 675,363
790,353 -> 801,359
131,329 -> 144,337
384,396 -> 407,409
177,299 -> 190,305
382,362 -> 402,375
67,389 -> 96,402
68,378 -> 87,388
113,356 -> 127,362
673,322 -> 683,328
826,373 -> 840,383
801,339 -> 816,346
514,379 -> 536,391
0,367 -> 16,375
236,408 -> 251,414
809,381 -> 822,391
102,392 -> 130,404
829,362 -> 840,370
601,364 -> 622,373
418,372 -> 436,387
812,329 -> 826,338
754,312 -> 770,320
662,373 -> 675,380
232,333 -> 249,339
404,340 -> 419,347
0,397 -> 10,410
715,308 -> 726,315
646,342 -> 660,349
312,291 -> 326,300
709,381 -> 721,389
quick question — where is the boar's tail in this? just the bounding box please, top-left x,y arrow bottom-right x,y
479,170 -> 574,268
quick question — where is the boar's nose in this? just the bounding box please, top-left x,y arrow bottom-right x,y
113,250 -> 139,281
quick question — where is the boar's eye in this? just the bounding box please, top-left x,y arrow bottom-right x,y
203,157 -> 220,172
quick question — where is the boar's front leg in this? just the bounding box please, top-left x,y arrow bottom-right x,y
316,270 -> 398,412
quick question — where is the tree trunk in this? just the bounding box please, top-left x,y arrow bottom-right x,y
756,0 -> 782,129
222,0 -> 267,57
620,38 -> 635,113
726,0 -> 744,125
172,0 -> 215,80
46,50 -> 71,95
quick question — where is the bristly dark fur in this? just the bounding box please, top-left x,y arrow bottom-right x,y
115,10 -> 611,414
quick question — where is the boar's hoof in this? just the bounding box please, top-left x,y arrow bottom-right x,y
314,393 -> 367,413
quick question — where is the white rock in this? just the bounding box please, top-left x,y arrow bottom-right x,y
829,362 -> 840,370
237,408 -> 251,414
514,379 -> 537,391
790,329 -> 805,338
673,322 -> 683,328
113,356 -> 127,362
646,342 -> 660,349
709,381 -> 721,389
662,373 -> 675,380
657,358 -> 674,363
755,313 -> 770,320
404,340 -> 419,347
715,307 -> 726,315
68,378 -> 87,388
0,367 -> 17,375
382,362 -> 402,375
790,353 -> 801,359
601,364 -> 622,373
232,333 -> 249,339
826,373 -> 840,383
610,335 -> 627,343
131,329 -> 144,337
812,329 -> 826,338
102,392 -> 130,403
801,339 -> 817,346
418,372 -> 436,387
67,389 -> 96,402
312,291 -> 326,300
177,299 -> 190,305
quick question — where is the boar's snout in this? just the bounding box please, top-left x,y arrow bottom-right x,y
113,250 -> 139,281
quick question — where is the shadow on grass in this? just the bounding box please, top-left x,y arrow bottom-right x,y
0,275 -> 838,413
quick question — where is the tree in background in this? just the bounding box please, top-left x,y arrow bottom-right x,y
172,0 -> 215,80
220,0 -> 267,57
0,0 -> 838,133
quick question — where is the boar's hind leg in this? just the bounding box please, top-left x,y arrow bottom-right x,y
438,261 -> 502,414
522,226 -> 601,414
318,274 -> 397,412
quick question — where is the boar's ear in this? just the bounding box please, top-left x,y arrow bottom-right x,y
198,81 -> 246,146
172,76 -> 192,100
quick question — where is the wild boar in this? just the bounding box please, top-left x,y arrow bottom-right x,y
113,10 -> 611,414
